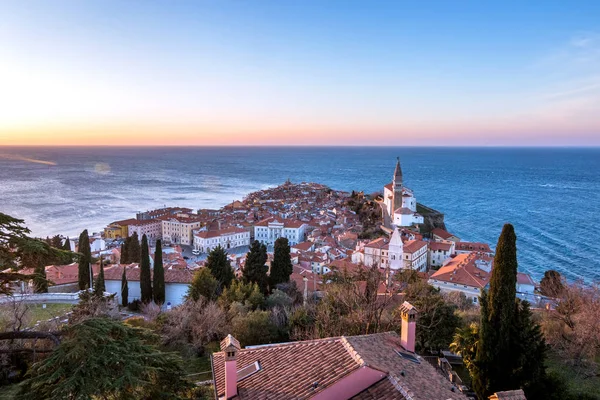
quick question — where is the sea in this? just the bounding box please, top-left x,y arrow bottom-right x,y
1,146 -> 598,283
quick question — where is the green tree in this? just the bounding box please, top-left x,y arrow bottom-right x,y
19,318 -> 191,399
77,229 -> 92,290
140,234 -> 152,303
471,224 -> 549,399
405,282 -> 461,352
120,241 -> 129,264
243,240 -> 268,293
62,237 -> 71,251
206,245 -> 234,288
153,239 -> 165,305
220,280 -> 265,310
187,267 -> 219,302
0,213 -> 68,295
94,256 -> 106,296
231,310 -> 279,347
269,237 -> 293,288
121,266 -> 129,307
128,232 -> 141,263
540,270 -> 564,298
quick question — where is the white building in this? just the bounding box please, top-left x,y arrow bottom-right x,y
402,240 -> 428,272
363,237 -> 389,269
362,229 -> 428,272
193,227 -> 250,253
254,217 -> 307,246
428,241 -> 455,269
428,253 -> 492,304
128,219 -> 162,241
383,158 -> 424,228
103,264 -> 194,307
161,214 -> 203,245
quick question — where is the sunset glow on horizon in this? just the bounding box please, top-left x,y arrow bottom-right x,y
1,1 -> 600,146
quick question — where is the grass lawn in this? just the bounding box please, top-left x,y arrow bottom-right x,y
27,303 -> 73,325
0,303 -> 73,329
546,351 -> 600,399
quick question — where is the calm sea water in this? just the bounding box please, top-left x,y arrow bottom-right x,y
1,146 -> 598,282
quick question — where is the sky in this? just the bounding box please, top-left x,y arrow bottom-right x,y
0,0 -> 599,146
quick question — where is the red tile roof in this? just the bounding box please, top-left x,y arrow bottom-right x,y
102,264 -> 194,284
431,228 -> 456,240
212,332 -> 468,400
428,242 -> 453,251
194,226 -> 247,239
429,253 -> 491,289
403,240 -> 427,254
455,242 -> 492,253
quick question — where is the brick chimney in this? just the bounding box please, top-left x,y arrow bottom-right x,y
220,334 -> 241,399
400,301 -> 417,352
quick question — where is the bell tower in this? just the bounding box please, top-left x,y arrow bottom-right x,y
392,157 -> 403,213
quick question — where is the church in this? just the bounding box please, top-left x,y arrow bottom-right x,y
383,158 -> 424,228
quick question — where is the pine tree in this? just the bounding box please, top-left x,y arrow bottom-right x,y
243,240 -> 268,293
77,229 -> 91,290
206,245 -> 234,288
140,234 -> 152,303
94,256 -> 106,296
121,266 -> 129,307
153,239 -> 165,305
33,263 -> 48,293
269,237 -> 293,288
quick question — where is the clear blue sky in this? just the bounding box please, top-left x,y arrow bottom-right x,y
1,1 -> 599,145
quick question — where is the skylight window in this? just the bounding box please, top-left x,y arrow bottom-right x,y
395,349 -> 420,364
237,361 -> 261,382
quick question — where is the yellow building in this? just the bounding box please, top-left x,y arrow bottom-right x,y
104,218 -> 137,239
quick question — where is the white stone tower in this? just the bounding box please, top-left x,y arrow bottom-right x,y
388,227 -> 404,271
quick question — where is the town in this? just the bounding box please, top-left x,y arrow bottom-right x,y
39,158 -> 539,309
0,159 -> 592,400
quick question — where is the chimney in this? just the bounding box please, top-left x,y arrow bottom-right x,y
400,301 -> 417,352
220,334 -> 241,399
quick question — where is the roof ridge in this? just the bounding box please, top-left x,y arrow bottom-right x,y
340,336 -> 366,367
230,336 -> 343,354
388,373 -> 416,400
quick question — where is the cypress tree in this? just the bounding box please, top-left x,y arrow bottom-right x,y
94,256 -> 106,296
153,240 -> 165,304
140,234 -> 152,303
121,266 -> 129,307
129,233 -> 141,263
243,240 -> 268,293
473,223 -> 519,397
62,237 -> 71,251
77,229 -> 91,290
206,245 -> 234,288
120,241 -> 129,264
269,237 -> 293,288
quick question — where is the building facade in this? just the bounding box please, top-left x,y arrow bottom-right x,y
193,227 -> 250,253
254,217 -> 307,246
161,215 -> 203,245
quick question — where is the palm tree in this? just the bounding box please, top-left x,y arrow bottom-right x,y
450,322 -> 479,371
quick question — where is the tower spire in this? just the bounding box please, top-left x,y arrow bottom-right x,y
394,157 -> 402,184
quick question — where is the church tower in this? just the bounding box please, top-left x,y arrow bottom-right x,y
388,227 -> 404,271
392,157 -> 403,213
